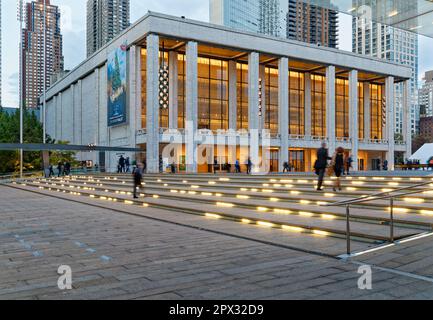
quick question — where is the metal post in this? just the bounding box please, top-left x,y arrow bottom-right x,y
18,0 -> 24,179
346,204 -> 351,255
390,197 -> 394,243
43,0 -> 47,144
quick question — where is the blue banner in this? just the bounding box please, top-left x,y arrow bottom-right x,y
107,45 -> 127,127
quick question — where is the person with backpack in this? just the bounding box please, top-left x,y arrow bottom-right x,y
133,162 -> 144,199
332,147 -> 345,192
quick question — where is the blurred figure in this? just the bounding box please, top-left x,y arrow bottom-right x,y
49,165 -> 55,178
119,155 -> 126,173
235,160 -> 241,173
247,158 -> 252,175
314,142 -> 331,191
332,147 -> 345,192
57,162 -> 63,177
283,162 -> 290,173
133,162 -> 144,199
126,157 -> 131,173
64,162 -> 71,176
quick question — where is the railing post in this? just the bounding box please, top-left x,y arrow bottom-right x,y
346,204 -> 351,255
390,197 -> 394,243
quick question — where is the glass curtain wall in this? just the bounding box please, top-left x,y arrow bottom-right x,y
370,83 -> 384,140
335,78 -> 349,138
264,67 -> 279,135
289,71 -> 305,135
237,63 -> 249,130
311,74 -> 326,137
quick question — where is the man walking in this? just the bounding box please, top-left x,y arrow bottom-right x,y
119,155 -> 126,173
314,142 -> 331,191
133,162 -> 144,199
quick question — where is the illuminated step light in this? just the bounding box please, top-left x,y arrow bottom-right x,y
282,225 -> 304,233
388,207 -> 409,214
324,181 -> 333,185
274,209 -> 292,214
346,177 -> 353,180
347,187 -> 357,191
300,200 -> 311,205
251,189 -> 259,192
257,207 -> 269,212
241,219 -> 252,224
313,230 -> 329,236
170,190 -> 178,193
164,184 -> 168,187
358,177 -> 367,180
240,188 -> 248,192
257,221 -> 274,228
153,195 -> 160,199
352,181 -> 364,185
157,179 -> 162,182
297,180 -> 308,184
191,185 -> 200,189
393,177 -> 402,181
410,178 -> 422,181
100,196 -> 107,200
219,178 -> 230,182
317,201 -> 328,206
183,180 -> 188,184
263,183 -> 270,187
423,191 -> 433,195
143,203 -> 149,207
403,198 -> 424,204
202,192 -> 213,196
322,214 -> 336,220
382,189 -> 394,193
291,191 -> 301,195
269,198 -> 280,202
205,213 -> 221,219
208,181 -> 216,185
299,211 -> 313,217
90,195 -> 96,198
420,210 -> 433,215
388,182 -> 399,186
262,189 -> 274,193
281,180 -> 293,183
285,184 -> 294,188
216,202 -> 234,208
270,179 -> 277,183
237,195 -> 250,199
273,184 -> 282,188
324,193 -> 335,198
373,177 -> 385,180
124,200 -> 134,205
188,191 -> 197,195
180,191 -> 187,194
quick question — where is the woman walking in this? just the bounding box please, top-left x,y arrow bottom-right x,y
332,147 -> 345,192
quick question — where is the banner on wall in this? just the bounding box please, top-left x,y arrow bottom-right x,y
107,44 -> 127,127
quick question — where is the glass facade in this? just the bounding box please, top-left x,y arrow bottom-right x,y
264,67 -> 279,135
289,71 -> 305,135
160,52 -> 169,129
197,57 -> 229,130
237,63 -> 249,130
140,48 -> 147,129
358,83 -> 364,139
311,74 -> 326,137
370,83 -> 384,140
335,78 -> 349,138
178,54 -> 186,129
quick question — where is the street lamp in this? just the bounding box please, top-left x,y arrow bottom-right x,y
17,0 -> 24,178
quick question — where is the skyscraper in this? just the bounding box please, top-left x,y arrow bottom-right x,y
86,0 -> 130,57
21,0 -> 64,109
210,0 -> 282,36
419,71 -> 433,119
352,0 -> 419,135
286,0 -> 338,48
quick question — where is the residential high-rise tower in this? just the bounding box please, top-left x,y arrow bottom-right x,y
21,0 -> 64,109
86,0 -> 130,57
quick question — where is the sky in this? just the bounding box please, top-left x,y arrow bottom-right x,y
2,0 -> 433,108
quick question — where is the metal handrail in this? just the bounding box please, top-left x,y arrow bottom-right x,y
323,180 -> 433,256
326,180 -> 433,207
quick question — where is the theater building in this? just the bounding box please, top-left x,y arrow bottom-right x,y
45,12 -> 412,173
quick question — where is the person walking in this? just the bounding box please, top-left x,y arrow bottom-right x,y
314,142 -> 331,191
283,162 -> 290,173
345,154 -> 353,176
119,156 -> 126,173
125,157 -> 131,173
49,165 -> 55,178
133,162 -> 144,199
213,159 -> 219,175
57,162 -> 63,178
332,147 -> 345,192
64,162 -> 71,176
235,160 -> 241,173
247,158 -> 252,175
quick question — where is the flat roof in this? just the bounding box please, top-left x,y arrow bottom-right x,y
45,12 -> 412,101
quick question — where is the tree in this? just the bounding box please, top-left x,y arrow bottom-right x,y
412,134 -> 429,154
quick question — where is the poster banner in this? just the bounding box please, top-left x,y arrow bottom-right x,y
107,44 -> 127,127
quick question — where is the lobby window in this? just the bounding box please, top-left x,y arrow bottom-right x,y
264,67 -> 279,135
335,78 -> 349,138
358,83 -> 364,139
197,57 -> 228,130
237,63 -> 249,130
289,71 -> 305,135
370,83 -> 384,140
140,48 -> 147,129
311,74 -> 326,137
178,54 -> 186,129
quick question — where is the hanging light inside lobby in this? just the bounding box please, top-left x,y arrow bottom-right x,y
159,42 -> 169,110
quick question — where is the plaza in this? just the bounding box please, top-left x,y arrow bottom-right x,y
45,12 -> 412,174
1,172 -> 433,299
